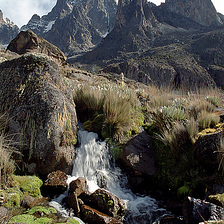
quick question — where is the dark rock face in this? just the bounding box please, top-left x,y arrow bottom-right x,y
103,45 -> 216,89
42,170 -> 68,197
165,0 -> 223,26
21,0 -> 117,57
0,53 -> 78,175
0,10 -> 19,45
7,30 -> 67,65
81,0 -> 162,62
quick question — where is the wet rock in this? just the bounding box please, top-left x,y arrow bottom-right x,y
7,30 -> 66,65
67,191 -> 80,217
69,177 -> 87,197
153,214 -> 184,224
81,204 -> 122,224
90,188 -> 125,220
95,171 -> 107,189
208,193 -> 224,208
182,196 -> 224,224
42,170 -> 68,198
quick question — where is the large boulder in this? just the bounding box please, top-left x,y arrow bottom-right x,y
0,53 -> 78,175
7,30 -> 66,65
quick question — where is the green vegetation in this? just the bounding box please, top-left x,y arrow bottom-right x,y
142,86 -> 224,195
12,175 -> 43,198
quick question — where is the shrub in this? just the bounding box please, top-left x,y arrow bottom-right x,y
206,95 -> 220,107
161,106 -> 186,121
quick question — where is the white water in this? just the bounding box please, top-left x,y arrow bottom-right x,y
50,129 -> 167,223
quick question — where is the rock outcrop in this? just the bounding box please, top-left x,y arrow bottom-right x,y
7,30 -> 67,65
165,0 -> 223,26
0,53 -> 78,175
0,10 -> 19,45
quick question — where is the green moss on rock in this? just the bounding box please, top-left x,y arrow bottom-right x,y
26,206 -> 57,215
13,175 -> 43,198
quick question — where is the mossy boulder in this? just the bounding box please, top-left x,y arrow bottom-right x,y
13,175 -> 43,198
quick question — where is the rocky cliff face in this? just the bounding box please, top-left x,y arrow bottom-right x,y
75,0 -> 224,89
165,0 -> 223,26
0,10 -> 19,45
21,0 -> 117,57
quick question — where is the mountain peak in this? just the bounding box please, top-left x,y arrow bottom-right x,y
165,0 -> 223,26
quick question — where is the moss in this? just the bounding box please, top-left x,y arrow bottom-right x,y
8,214 -> 36,223
177,184 -> 192,200
68,219 -> 81,224
8,214 -> 53,224
12,175 -> 43,198
26,206 -> 57,215
106,199 -> 114,207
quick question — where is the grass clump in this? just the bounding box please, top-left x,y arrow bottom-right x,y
197,110 -> 220,130
73,84 -> 142,141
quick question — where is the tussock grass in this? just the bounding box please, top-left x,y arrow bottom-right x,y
73,84 -> 138,140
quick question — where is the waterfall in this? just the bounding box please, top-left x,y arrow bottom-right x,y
50,128 -> 168,223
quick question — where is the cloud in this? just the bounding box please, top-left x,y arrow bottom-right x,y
0,0 -> 56,27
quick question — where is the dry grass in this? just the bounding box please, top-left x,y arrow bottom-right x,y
197,110 -> 220,130
0,114 -> 16,187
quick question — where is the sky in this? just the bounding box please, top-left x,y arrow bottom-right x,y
0,0 -> 223,28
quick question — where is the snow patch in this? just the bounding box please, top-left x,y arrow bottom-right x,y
44,20 -> 56,33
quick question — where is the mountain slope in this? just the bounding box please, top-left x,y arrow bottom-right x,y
21,0 -> 117,57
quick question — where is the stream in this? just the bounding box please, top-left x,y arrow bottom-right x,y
49,128 -> 169,223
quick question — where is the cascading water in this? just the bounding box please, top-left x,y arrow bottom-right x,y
50,128 -> 168,223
